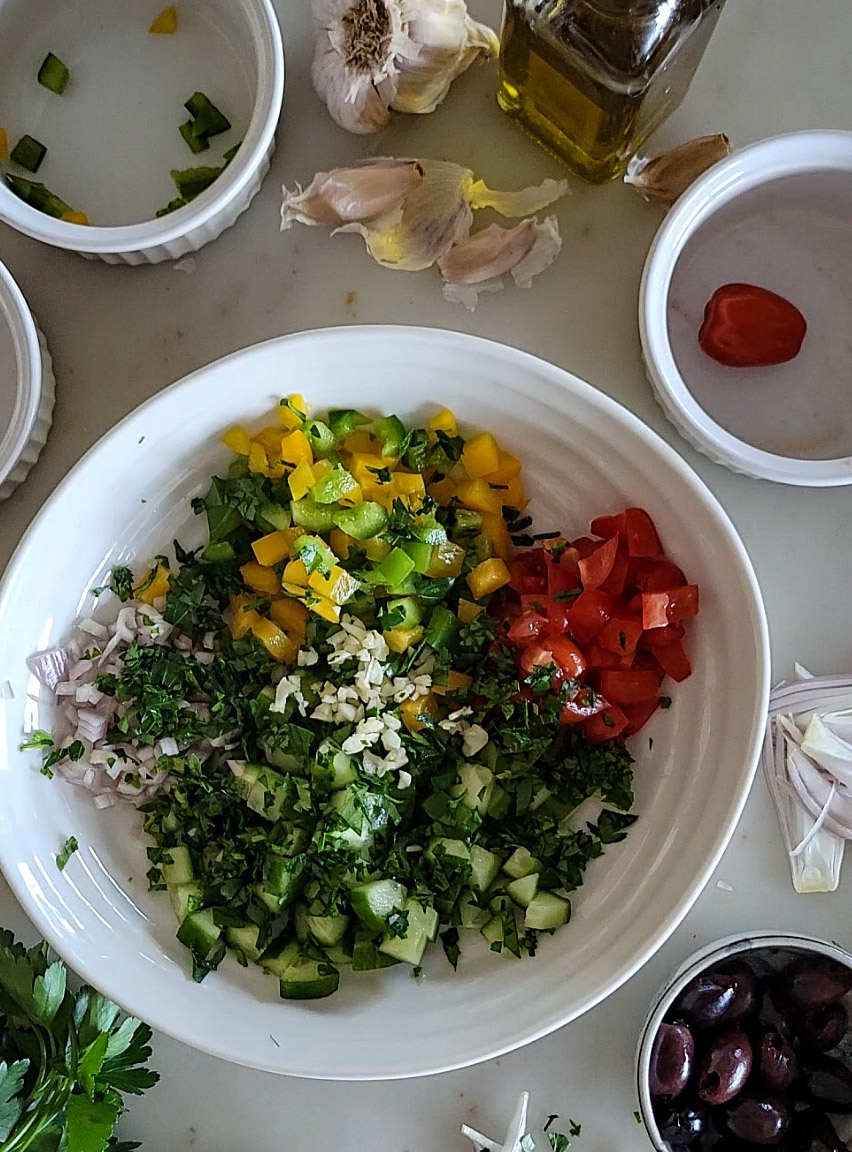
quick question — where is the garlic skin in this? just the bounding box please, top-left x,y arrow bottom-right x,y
311,0 -> 499,135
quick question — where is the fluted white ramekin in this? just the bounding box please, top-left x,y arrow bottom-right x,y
0,259 -> 55,500
0,0 -> 284,265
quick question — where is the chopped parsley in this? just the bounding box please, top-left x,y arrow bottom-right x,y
56,835 -> 78,871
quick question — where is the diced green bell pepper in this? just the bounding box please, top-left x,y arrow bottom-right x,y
303,419 -> 336,457
402,540 -> 433,573
374,414 -> 405,458
311,465 -> 359,504
423,605 -> 460,650
375,548 -> 416,588
290,498 -> 338,533
332,501 -> 388,540
328,409 -> 369,442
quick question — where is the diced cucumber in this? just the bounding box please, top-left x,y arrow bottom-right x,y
290,497 -> 338,533
306,914 -> 350,947
225,923 -> 263,963
201,540 -> 235,563
169,882 -> 202,923
480,903 -> 521,958
292,902 -> 309,944
455,763 -> 494,815
259,853 -> 307,910
487,783 -> 512,821
350,879 -> 407,933
176,908 -> 222,966
524,891 -> 571,930
458,892 -> 489,930
257,502 -> 291,531
503,847 -> 542,879
161,845 -> 194,886
378,900 -> 439,965
332,501 -> 388,540
311,465 -> 359,505
263,745 -> 304,774
279,950 -> 340,1000
311,746 -> 355,790
324,938 -> 355,967
469,845 -> 502,894
425,837 -> 470,865
352,937 -> 401,971
383,596 -> 423,628
481,913 -> 505,951
230,761 -> 296,823
260,939 -> 301,979
453,509 -> 483,536
506,872 -> 539,908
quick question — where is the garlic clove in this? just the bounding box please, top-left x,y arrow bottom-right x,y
624,133 -> 733,206
510,214 -> 561,288
441,215 -> 562,310
280,158 -> 425,230
468,176 -> 570,217
335,158 -> 475,270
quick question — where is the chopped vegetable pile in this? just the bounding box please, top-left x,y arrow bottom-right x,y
0,929 -> 158,1152
24,400 -> 699,999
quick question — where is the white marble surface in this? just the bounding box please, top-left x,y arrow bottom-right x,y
3,2 -> 852,1149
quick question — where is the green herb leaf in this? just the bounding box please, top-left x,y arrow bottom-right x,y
65,1091 -> 121,1152
57,837 -> 78,872
0,1060 -> 29,1142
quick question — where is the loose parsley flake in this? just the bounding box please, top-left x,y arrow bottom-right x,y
56,836 -> 78,871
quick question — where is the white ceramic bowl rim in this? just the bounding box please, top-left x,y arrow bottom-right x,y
0,258 -> 41,488
640,129 -> 852,487
0,0 -> 284,254
635,929 -> 852,1150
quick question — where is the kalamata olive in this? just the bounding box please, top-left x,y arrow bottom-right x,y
655,1102 -> 707,1146
698,1027 -> 753,1105
757,1030 -> 798,1093
758,976 -> 796,1038
672,972 -> 739,1030
650,1021 -> 695,1100
796,1002 -> 849,1054
789,1108 -> 850,1152
722,1095 -> 790,1145
781,957 -> 852,1009
716,959 -> 760,1023
800,1055 -> 852,1113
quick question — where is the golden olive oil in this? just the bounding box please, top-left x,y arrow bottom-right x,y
497,0 -> 725,184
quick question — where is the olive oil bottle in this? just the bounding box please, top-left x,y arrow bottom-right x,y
497,0 -> 726,183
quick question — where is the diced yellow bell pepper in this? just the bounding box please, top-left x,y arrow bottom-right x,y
429,408 -> 458,437
269,597 -> 309,637
400,693 -> 439,733
467,558 -> 511,600
383,625 -> 424,654
364,536 -> 392,562
427,477 -> 457,506
281,429 -> 313,468
248,441 -> 268,475
482,451 -> 522,484
288,458 -> 315,501
282,526 -> 306,551
278,394 -> 308,430
425,540 -> 465,579
456,478 -> 504,516
338,484 -> 363,508
312,458 -> 333,483
457,598 -> 484,624
61,210 -> 89,226
282,582 -> 308,601
433,669 -> 474,696
253,427 -> 284,454
500,477 -> 526,509
251,530 -> 290,567
0,127 -> 8,163
222,425 -> 251,455
343,429 -> 376,455
391,471 -> 426,497
308,594 -> 340,624
240,561 -> 282,597
461,432 -> 500,479
308,565 -> 359,606
329,529 -> 355,559
282,557 -> 309,587
250,618 -> 299,663
480,513 -> 511,560
350,453 -> 396,484
149,5 -> 178,33
228,594 -> 261,639
136,561 -> 170,605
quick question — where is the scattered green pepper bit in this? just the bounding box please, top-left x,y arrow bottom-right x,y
10,134 -> 47,173
170,164 -> 222,201
184,91 -> 230,138
37,52 -> 70,95
4,174 -> 72,218
179,120 -> 209,154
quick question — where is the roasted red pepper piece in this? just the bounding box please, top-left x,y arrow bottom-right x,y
699,282 -> 807,367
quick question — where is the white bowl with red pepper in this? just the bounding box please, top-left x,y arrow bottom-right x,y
640,130 -> 852,486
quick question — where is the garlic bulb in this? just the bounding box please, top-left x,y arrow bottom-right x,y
311,0 -> 499,135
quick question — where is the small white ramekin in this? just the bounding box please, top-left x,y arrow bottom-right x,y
640,131 -> 852,486
636,931 -> 852,1151
0,0 -> 284,265
0,259 -> 55,501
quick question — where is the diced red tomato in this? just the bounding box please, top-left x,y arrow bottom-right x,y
560,686 -> 608,724
590,512 -> 625,539
547,551 -> 581,597
584,703 -> 629,743
631,558 -> 687,593
600,543 -> 631,598
665,585 -> 699,623
640,622 -> 685,650
599,669 -> 661,706
507,607 -> 548,644
641,592 -> 671,630
571,536 -> 599,559
583,641 -> 634,671
547,636 -> 587,679
508,552 -> 547,595
622,697 -> 662,736
651,639 -> 692,682
624,507 -> 662,558
597,615 -> 643,658
578,536 -> 619,589
566,588 -> 614,645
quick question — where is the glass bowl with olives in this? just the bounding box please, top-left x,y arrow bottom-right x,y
637,932 -> 852,1151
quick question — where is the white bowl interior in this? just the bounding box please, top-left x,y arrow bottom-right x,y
668,169 -> 852,461
0,328 -> 769,1079
0,0 -> 256,226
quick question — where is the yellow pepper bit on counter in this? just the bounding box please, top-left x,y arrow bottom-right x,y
149,6 -> 178,34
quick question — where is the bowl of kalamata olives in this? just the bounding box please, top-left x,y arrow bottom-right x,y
637,932 -> 852,1151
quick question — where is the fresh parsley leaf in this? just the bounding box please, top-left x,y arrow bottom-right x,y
56,837 -> 78,872
0,1060 -> 29,1142
19,731 -> 55,751
547,1133 -> 570,1152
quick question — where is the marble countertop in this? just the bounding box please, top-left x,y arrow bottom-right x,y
3,2 -> 852,1149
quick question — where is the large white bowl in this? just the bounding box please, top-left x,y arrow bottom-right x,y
0,327 -> 770,1079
